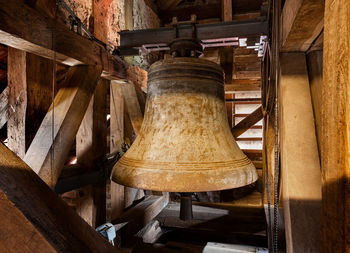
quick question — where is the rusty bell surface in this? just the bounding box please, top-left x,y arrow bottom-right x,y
111,57 -> 257,192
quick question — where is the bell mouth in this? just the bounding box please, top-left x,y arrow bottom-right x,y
111,156 -> 258,192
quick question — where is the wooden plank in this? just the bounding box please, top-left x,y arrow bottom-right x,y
321,1 -> 350,251
231,106 -> 263,138
76,79 -> 109,227
225,80 -> 261,92
281,0 -> 324,52
0,0 -> 126,80
109,81 -> 125,220
0,86 -> 8,129
0,143 -> 119,252
24,65 -> 102,188
280,53 -> 321,252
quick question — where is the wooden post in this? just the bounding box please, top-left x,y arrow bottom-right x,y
24,65 -> 102,187
76,79 -> 109,227
220,0 -> 233,85
322,0 -> 350,251
280,53 -> 322,252
109,80 -> 125,220
7,48 -> 53,158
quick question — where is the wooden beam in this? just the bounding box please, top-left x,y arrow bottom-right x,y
321,0 -> 350,251
0,0 -> 126,80
109,81 -> 125,220
0,143 -> 119,252
281,0 -> 324,52
112,194 -> 169,245
76,79 -> 109,228
225,80 -> 261,92
220,47 -> 234,84
119,19 -> 268,50
231,106 -> 263,138
280,53 -> 321,252
24,65 -> 102,188
7,48 -> 54,158
222,0 -> 233,22
0,86 -> 8,129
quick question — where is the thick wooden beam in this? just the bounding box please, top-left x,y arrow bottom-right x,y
158,0 -> 182,10
281,0 -> 324,52
0,143 -> 119,252
0,0 -> 126,80
231,106 -> 263,138
119,19 -> 268,51
280,53 -> 322,252
76,79 -> 109,227
0,86 -> 8,129
321,0 -> 350,251
109,81 -> 125,220
7,48 -> 53,158
24,65 -> 102,188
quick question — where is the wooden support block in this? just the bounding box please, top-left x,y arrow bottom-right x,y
220,47 -> 234,84
231,106 -> 263,138
7,48 -> 53,158
0,143 -> 118,252
112,195 -> 169,244
24,65 -> 102,188
0,86 -> 8,129
280,53 -> 322,252
321,1 -> 350,251
281,0 -> 324,52
76,79 -> 109,227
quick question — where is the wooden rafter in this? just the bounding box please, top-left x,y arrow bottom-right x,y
231,106 -> 263,138
24,65 -> 102,188
0,0 -> 126,80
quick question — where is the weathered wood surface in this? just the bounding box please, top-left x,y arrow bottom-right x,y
76,79 -> 109,227
225,80 -> 261,92
24,65 -> 101,187
0,0 -> 126,80
110,81 -> 125,220
281,0 -> 324,52
231,106 -> 263,138
221,0 -> 232,22
0,86 -> 8,129
0,143 -> 119,252
7,48 -> 27,158
280,53 -> 322,252
321,0 -> 350,251
7,48 -> 53,158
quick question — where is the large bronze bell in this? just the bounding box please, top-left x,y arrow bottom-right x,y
111,57 -> 257,192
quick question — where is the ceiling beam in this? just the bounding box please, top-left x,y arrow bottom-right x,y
0,0 -> 127,80
119,19 -> 268,55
